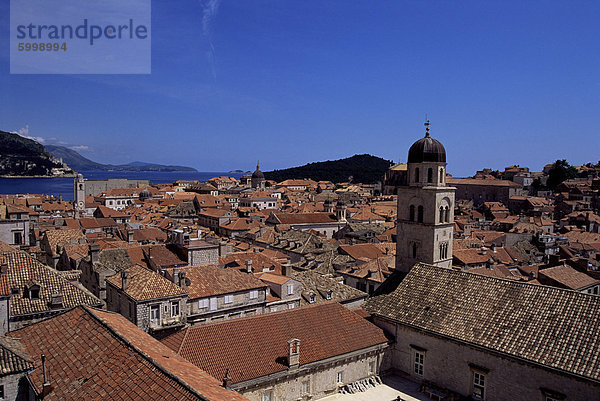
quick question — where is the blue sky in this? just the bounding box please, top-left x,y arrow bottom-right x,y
1,0 -> 599,176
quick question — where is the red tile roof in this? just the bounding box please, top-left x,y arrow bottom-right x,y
106,264 -> 187,301
8,307 -> 247,401
162,302 -> 388,385
176,265 -> 266,300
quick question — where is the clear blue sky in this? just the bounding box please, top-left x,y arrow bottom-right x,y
1,1 -> 599,176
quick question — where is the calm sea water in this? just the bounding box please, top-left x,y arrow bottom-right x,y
0,171 -> 244,201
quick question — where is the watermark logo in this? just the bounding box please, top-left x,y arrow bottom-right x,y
10,0 -> 151,74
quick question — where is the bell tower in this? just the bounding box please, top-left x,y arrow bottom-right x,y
74,174 -> 86,217
395,121 -> 455,272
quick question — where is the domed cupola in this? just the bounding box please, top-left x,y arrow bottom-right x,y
407,120 -> 446,164
251,161 -> 266,189
252,161 -> 264,180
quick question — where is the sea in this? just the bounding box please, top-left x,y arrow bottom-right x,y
0,171 -> 245,201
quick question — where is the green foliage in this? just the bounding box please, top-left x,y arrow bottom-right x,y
264,154 -> 393,184
0,130 -> 63,176
547,159 -> 579,190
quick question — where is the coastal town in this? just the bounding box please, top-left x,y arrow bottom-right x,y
1,127 -> 599,400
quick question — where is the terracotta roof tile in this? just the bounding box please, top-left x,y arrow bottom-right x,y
366,263 -> 600,381
8,307 -> 247,401
176,265 -> 266,300
162,302 -> 387,385
106,264 -> 187,301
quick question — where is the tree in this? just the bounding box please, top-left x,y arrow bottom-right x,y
547,159 -> 578,190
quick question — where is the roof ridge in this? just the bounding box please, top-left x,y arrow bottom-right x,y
416,263 -> 600,298
82,306 -> 212,401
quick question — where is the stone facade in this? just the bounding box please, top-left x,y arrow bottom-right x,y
373,317 -> 600,401
187,288 -> 267,324
106,282 -> 188,332
236,350 -> 384,401
0,296 -> 8,335
395,133 -> 455,272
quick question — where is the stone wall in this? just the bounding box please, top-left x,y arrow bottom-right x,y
374,317 -> 600,401
238,352 -> 383,401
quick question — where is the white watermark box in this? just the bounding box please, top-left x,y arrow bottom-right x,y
10,0 -> 151,74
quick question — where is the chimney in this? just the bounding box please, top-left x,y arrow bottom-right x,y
282,262 -> 292,277
89,243 -> 100,264
219,241 -> 228,257
40,354 -> 52,398
127,229 -> 134,244
178,272 -> 187,290
245,259 -> 253,273
288,339 -> 300,369
222,368 -> 232,388
121,270 -> 129,291
0,262 -> 7,275
172,268 -> 179,284
253,247 -> 260,253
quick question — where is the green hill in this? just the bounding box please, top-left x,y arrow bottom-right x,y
264,154 -> 393,184
0,131 -> 68,176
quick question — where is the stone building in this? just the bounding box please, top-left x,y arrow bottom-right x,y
251,161 -> 266,190
365,263 -> 600,401
174,264 -> 268,325
395,121 -> 455,271
105,264 -> 188,333
161,302 -> 388,401
0,336 -> 33,401
1,251 -> 101,331
447,177 -> 522,206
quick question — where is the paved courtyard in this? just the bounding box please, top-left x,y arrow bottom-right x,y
319,375 -> 431,401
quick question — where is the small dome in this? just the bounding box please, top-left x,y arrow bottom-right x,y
407,122 -> 446,163
139,189 -> 152,201
252,161 -> 264,179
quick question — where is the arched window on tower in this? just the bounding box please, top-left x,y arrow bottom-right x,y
417,206 -> 424,223
409,205 -> 415,221
439,206 -> 444,223
439,168 -> 444,183
444,206 -> 450,223
412,243 -> 417,258
414,168 -> 420,182
428,168 -> 433,183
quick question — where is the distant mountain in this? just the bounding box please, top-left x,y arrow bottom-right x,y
0,130 -> 73,177
45,145 -> 198,172
264,154 -> 393,184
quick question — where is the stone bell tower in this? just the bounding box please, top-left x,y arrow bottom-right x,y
395,121 -> 455,272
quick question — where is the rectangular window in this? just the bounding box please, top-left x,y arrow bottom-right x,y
414,351 -> 424,376
287,283 -> 294,295
262,390 -> 272,401
287,303 -> 295,309
473,372 -> 485,400
249,290 -> 258,299
369,361 -> 375,374
224,294 -> 233,304
13,231 -> 23,245
0,384 -> 4,399
336,371 -> 343,383
209,297 -> 217,311
171,301 -> 180,317
302,380 -> 310,394
198,298 -> 208,309
150,304 -> 160,322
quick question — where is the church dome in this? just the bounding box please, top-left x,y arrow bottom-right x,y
407,121 -> 446,164
139,189 -> 152,201
252,161 -> 264,179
